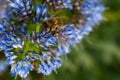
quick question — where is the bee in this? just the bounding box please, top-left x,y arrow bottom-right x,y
42,17 -> 66,35
32,61 -> 39,70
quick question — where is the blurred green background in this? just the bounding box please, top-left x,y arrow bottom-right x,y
1,0 -> 120,80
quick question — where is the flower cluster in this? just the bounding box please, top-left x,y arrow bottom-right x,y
0,0 -> 104,79
45,0 -> 73,10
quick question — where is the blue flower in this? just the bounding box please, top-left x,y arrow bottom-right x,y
33,4 -> 50,24
56,43 -> 70,56
80,0 -> 105,26
12,38 -> 24,48
5,51 -> 17,65
37,57 -> 62,75
26,52 -> 40,61
11,60 -> 34,78
0,0 -> 104,79
51,58 -> 62,70
0,24 -> 6,33
63,0 -> 73,10
9,0 -> 33,17
37,62 -> 53,75
0,18 -> 9,33
40,52 -> 52,61
36,31 -> 57,50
